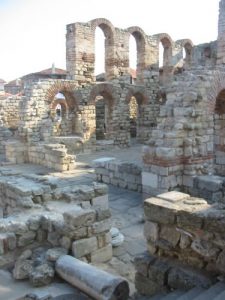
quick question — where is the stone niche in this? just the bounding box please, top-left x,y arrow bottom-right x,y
135,191 -> 225,295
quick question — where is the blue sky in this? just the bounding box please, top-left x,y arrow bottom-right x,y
0,0 -> 220,81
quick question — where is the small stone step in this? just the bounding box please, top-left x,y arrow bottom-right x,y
176,287 -> 205,300
160,290 -> 184,300
213,288 -> 225,300
193,282 -> 225,300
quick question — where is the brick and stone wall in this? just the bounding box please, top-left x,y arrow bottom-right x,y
0,95 -> 21,155
66,18 -> 197,85
94,157 -> 142,192
4,141 -> 75,171
217,0 -> 225,65
0,178 -> 112,268
135,191 -> 225,295
142,69 -> 216,198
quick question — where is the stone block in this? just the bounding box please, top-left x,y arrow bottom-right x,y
18,231 -> 36,247
13,259 -> 34,280
91,195 -> 108,210
158,191 -> 190,203
7,232 -> 16,250
142,172 -> 158,188
191,239 -> 220,258
156,147 -> 176,159
90,244 -> 112,263
168,265 -> 213,290
160,225 -> 180,248
148,258 -> 171,285
93,157 -> 115,167
144,221 -> 159,243
91,219 -> 111,234
0,234 -> 7,255
147,241 -> 157,255
72,236 -> 98,258
135,273 -> 163,296
196,175 -> 223,192
63,209 -> 96,228
177,211 -> 204,230
144,197 -> 177,224
134,252 -> 155,277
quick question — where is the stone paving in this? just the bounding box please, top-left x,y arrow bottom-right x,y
95,185 -> 146,295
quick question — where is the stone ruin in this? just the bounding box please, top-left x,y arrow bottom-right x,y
2,0 -> 225,299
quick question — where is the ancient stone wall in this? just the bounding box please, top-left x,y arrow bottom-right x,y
135,191 -> 225,296
14,77 -> 160,154
94,157 -> 142,192
142,69 -> 215,198
0,176 -> 112,268
217,0 -> 225,65
66,18 -> 196,85
192,41 -> 217,67
0,96 -> 21,155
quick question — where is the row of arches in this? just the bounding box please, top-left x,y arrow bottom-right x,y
46,82 -> 148,145
90,18 -> 194,78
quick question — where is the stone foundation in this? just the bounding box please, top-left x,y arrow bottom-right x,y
94,157 -> 142,192
0,176 -> 112,268
4,141 -> 75,171
135,191 -> 225,295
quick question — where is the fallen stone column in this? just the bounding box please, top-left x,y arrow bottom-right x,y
56,255 -> 129,300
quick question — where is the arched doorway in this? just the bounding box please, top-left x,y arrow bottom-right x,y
127,90 -> 146,143
50,90 -> 80,137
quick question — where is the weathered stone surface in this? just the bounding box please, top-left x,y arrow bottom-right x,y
72,237 -> 98,258
160,226 -> 180,247
191,239 -> 220,258
18,231 -> 36,247
46,247 -> 68,262
144,221 -> 159,243
90,244 -> 112,263
63,209 -> 96,228
168,266 -> 213,290
179,233 -> 191,249
91,219 -> 111,234
158,191 -> 190,203
135,273 -> 162,296
134,252 -> 155,277
13,259 -> 34,280
56,255 -> 129,300
216,249 -> 225,274
148,258 -> 171,286
144,198 -> 177,224
29,263 -> 55,287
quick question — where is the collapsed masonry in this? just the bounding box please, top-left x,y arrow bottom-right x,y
1,0 -> 225,299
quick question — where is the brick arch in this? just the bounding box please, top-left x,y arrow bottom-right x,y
176,39 -> 194,66
89,83 -> 117,109
176,38 -> 194,49
127,26 -> 147,45
45,81 -> 82,111
208,71 -> 225,112
125,87 -> 148,105
127,26 -> 147,73
154,33 -> 173,47
90,18 -> 115,44
154,33 -> 173,67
